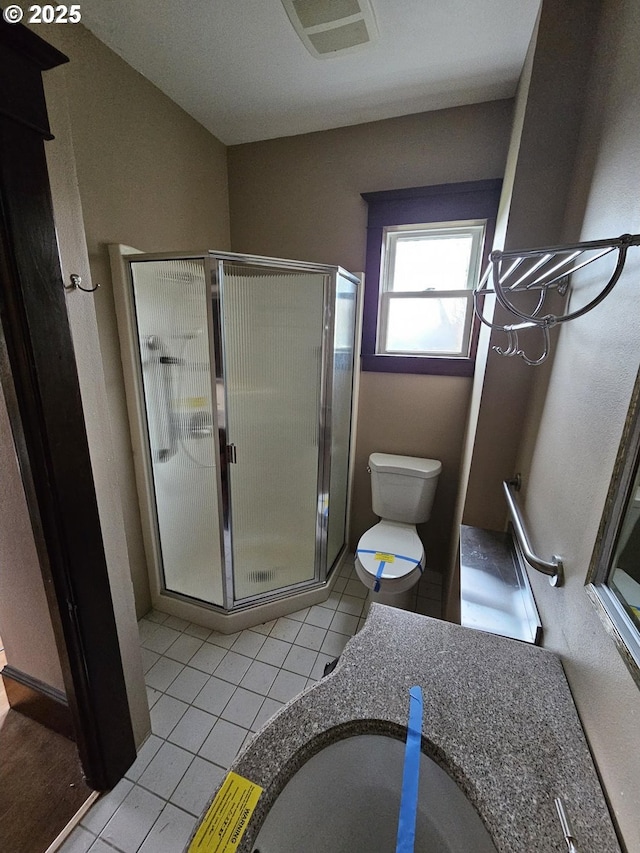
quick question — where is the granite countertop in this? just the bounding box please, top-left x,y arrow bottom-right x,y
189,605 -> 621,853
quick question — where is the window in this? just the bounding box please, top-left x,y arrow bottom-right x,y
378,220 -> 486,358
362,180 -> 502,376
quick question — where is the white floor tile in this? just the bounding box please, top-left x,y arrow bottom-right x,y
269,617 -> 301,643
251,697 -> 284,732
192,675 -> 236,716
207,630 -> 241,649
251,619 -> 277,636
188,642 -> 227,674
220,686 -> 264,728
145,657 -> 184,692
304,605 -> 334,629
88,839 -> 119,853
165,666 -> 210,704
125,735 -> 164,783
320,630 -> 350,658
140,647 -> 160,674
145,610 -> 170,624
137,622 -> 159,647
168,706 -> 217,754
150,694 -> 189,739
240,660 -> 279,695
418,582 -> 442,602
163,615 -> 190,632
231,629 -> 266,658
140,624 -> 182,654
268,669 -> 308,703
282,644 -> 317,677
164,633 -> 204,665
255,636 -> 291,667
415,598 -> 441,618
146,686 -> 162,709
343,579 -> 367,599
138,742 -> 194,800
81,778 -> 134,835
329,610 -> 359,636
138,803 -> 197,853
286,607 -> 310,622
83,572 -> 372,853
422,568 -> 443,584
294,623 -> 326,651
310,652 -> 335,681
332,576 -> 348,593
100,784 -> 165,853
321,592 -> 341,610
199,719 -> 248,768
170,756 -> 225,817
213,650 -> 253,684
184,622 -> 212,641
336,594 -> 365,616
59,826 -> 96,853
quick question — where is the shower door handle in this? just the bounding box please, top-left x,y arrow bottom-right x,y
226,443 -> 237,464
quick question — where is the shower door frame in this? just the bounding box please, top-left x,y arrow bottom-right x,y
119,249 -> 359,618
209,252 -> 338,608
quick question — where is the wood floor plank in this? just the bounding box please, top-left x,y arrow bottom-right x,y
0,700 -> 93,853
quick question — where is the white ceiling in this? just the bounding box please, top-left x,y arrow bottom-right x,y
80,0 -> 540,146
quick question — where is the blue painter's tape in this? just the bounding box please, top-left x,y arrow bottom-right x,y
396,686 -> 423,853
374,561 -> 385,592
355,549 -> 422,585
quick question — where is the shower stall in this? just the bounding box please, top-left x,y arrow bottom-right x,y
114,250 -> 359,628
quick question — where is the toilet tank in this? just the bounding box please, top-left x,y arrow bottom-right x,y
369,453 -> 442,524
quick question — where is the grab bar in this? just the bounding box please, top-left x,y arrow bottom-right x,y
503,476 -> 563,587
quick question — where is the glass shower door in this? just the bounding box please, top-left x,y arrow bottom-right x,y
129,258 -> 224,606
219,261 -> 327,601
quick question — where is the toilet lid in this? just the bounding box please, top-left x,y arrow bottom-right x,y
356,522 -> 424,580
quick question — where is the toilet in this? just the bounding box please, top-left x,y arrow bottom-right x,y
355,453 -> 442,610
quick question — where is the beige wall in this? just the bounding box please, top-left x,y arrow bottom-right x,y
41,62 -> 150,745
462,0 -> 600,532
228,103 -> 513,572
0,385 -> 65,693
37,24 -> 231,617
512,0 -> 640,846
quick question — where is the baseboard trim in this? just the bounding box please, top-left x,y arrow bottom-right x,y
1,665 -> 75,740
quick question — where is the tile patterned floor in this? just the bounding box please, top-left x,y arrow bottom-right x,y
59,558 -> 441,853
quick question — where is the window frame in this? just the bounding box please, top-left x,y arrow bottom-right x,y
377,220 -> 487,359
361,180 -> 502,377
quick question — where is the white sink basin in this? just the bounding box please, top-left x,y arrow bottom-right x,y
252,734 -> 498,852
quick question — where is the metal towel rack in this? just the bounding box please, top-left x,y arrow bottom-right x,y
474,232 -> 640,365
503,475 -> 563,587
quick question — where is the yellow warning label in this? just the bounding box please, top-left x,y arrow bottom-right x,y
188,772 -> 263,853
374,552 -> 395,563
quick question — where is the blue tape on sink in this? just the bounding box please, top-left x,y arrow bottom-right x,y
396,686 -> 423,853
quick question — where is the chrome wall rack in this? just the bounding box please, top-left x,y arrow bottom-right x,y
503,475 -> 563,587
474,232 -> 640,365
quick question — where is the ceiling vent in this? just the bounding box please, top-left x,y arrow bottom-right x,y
281,0 -> 379,59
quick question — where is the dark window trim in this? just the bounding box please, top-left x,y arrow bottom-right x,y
361,179 -> 502,377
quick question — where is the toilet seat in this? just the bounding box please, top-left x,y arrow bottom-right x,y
355,521 -> 424,593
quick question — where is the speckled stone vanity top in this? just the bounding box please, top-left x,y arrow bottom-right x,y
189,605 -> 621,853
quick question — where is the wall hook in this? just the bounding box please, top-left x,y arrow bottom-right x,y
67,273 -> 99,293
